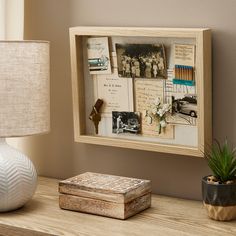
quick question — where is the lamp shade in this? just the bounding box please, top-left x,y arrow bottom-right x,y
0,41 -> 50,137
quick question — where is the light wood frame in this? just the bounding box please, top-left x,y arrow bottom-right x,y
69,26 -> 212,157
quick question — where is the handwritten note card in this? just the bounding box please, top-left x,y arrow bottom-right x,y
135,79 -> 164,112
174,44 -> 195,67
134,79 -> 174,138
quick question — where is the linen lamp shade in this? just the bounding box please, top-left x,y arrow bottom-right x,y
0,41 -> 50,212
0,41 -> 50,137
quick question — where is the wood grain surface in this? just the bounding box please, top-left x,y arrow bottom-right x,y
59,172 -> 151,203
0,177 -> 235,236
59,192 -> 151,219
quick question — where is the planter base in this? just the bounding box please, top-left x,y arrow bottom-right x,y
204,202 -> 236,221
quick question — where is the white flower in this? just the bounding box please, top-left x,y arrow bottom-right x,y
152,107 -> 157,115
160,120 -> 167,128
162,103 -> 170,113
154,97 -> 161,106
157,108 -> 164,117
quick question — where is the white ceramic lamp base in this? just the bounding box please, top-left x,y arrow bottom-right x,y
0,138 -> 37,212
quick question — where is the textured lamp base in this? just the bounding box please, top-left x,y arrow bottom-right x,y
0,138 -> 37,212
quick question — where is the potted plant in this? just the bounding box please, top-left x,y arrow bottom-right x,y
202,140 -> 236,221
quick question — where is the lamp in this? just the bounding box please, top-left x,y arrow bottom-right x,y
0,41 -> 50,212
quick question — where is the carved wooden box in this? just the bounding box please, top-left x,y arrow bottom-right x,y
59,172 -> 151,219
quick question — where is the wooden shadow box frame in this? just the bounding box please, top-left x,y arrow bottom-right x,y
69,26 -> 211,157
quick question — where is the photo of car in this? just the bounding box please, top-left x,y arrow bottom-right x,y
123,118 -> 140,133
112,111 -> 141,134
88,56 -> 109,71
87,37 -> 111,74
179,101 -> 197,117
181,94 -> 197,104
172,94 -> 197,118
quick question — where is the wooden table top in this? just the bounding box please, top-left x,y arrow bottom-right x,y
0,177 -> 235,236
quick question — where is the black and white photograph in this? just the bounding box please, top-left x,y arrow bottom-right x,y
112,111 -> 141,134
116,43 -> 167,79
167,94 -> 197,125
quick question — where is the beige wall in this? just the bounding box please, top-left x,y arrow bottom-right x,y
0,0 -> 24,39
23,0 -> 236,200
23,0 -> 74,178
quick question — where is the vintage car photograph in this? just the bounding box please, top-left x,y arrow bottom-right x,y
88,56 -> 109,72
112,111 -> 141,134
87,37 -> 111,74
172,94 -> 197,117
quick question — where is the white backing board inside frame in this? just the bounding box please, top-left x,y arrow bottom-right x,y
84,36 -> 198,147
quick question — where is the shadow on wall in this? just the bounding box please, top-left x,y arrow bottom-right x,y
72,143 -> 210,200
212,30 -> 236,143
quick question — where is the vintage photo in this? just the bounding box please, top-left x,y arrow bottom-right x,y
87,37 -> 111,74
116,43 -> 167,79
167,94 -> 197,125
112,111 -> 141,134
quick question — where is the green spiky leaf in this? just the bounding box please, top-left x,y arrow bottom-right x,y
205,139 -> 236,183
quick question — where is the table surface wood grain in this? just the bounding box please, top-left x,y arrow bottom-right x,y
0,177 -> 235,236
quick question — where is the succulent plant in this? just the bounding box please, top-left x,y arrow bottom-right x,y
205,140 -> 236,183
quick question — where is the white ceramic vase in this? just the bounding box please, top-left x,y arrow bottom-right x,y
0,138 -> 37,212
